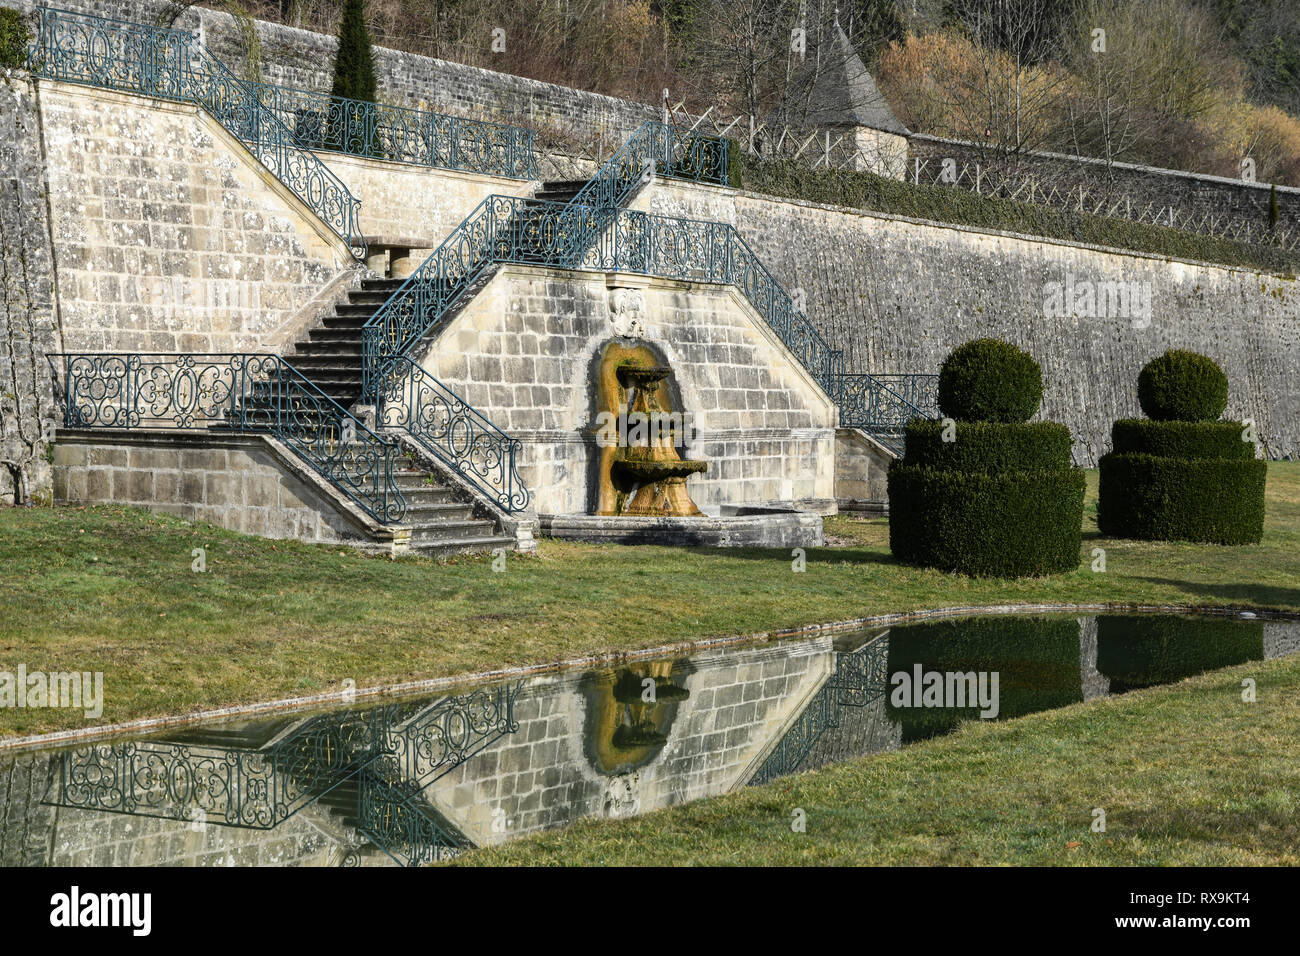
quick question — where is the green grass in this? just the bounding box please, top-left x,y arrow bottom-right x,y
453,651 -> 1300,866
1,463 -> 1296,739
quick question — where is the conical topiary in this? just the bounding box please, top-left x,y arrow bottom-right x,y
329,0 -> 377,104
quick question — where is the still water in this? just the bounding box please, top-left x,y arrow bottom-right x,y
1,611 -> 1293,866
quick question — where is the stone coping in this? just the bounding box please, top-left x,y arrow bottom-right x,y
2,603 -> 1291,755
540,510 -> 826,548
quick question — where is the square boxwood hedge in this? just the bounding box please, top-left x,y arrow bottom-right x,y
1097,453 -> 1267,544
902,420 -> 1072,473
888,463 -> 1086,577
1110,419 -> 1256,460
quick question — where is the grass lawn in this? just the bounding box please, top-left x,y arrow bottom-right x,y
451,651 -> 1300,866
1,463 -> 1297,740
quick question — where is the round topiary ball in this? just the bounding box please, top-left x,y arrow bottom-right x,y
1137,350 -> 1228,422
937,338 -> 1043,423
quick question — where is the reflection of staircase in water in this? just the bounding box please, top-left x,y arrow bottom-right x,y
45,683 -> 521,866
747,633 -> 894,786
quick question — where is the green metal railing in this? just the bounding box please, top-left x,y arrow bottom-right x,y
27,6 -> 368,258
251,81 -> 538,179
379,356 -> 530,513
57,352 -> 406,523
838,373 -> 939,451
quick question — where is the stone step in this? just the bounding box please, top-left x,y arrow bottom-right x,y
319,314 -> 369,329
347,289 -> 396,305
361,278 -> 407,292
334,303 -> 384,318
401,501 -> 476,522
410,533 -> 517,557
405,518 -> 498,543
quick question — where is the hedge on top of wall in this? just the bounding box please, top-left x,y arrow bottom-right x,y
728,151 -> 1299,275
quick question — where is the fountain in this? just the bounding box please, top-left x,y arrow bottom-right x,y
604,363 -> 708,518
539,340 -> 825,548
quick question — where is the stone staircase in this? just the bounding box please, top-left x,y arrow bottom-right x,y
389,446 -> 516,557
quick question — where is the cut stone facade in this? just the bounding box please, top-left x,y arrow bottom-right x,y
408,265 -> 839,516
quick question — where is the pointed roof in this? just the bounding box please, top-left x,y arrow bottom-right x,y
790,17 -> 908,135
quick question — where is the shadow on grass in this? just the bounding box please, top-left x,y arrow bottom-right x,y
1135,577 -> 1300,610
681,545 -> 900,567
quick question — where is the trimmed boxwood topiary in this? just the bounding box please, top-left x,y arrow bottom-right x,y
937,338 -> 1043,423
1110,419 -> 1255,460
902,420 -> 1072,474
889,464 -> 1086,576
1099,350 -> 1264,544
1097,453 -> 1266,544
1137,350 -> 1229,422
890,338 -> 1083,578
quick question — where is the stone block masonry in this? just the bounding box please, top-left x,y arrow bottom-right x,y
51,430 -> 393,549
0,72 -> 59,505
411,265 -> 839,517
641,179 -> 1300,465
38,82 -> 353,355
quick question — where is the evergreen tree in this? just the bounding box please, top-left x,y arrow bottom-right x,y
330,0 -> 377,103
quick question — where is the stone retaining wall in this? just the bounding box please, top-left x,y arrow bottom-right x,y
641,179 -> 1300,465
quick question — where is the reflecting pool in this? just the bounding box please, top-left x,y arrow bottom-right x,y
1,611 -> 1293,866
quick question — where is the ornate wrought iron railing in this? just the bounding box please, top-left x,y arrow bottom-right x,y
569,119 -> 730,211
357,774 -> 470,866
375,684 -> 520,790
57,352 -> 406,524
838,373 -> 938,452
379,357 -> 530,512
362,195 -> 842,401
251,81 -> 538,179
749,638 -> 891,785
51,706 -> 391,829
602,209 -> 842,394
27,5 -> 367,258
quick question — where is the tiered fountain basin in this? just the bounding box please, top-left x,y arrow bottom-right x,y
540,346 -> 825,549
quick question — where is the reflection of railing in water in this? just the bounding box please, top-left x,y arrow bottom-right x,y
47,683 -> 521,865
357,775 -> 470,866
748,638 -> 890,786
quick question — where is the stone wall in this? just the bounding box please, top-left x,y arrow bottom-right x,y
641,179 -> 1300,464
39,82 -> 354,355
411,265 -> 839,516
316,153 -> 533,248
419,640 -> 834,845
51,430 -> 388,548
0,72 -> 59,505
4,0 -> 659,152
